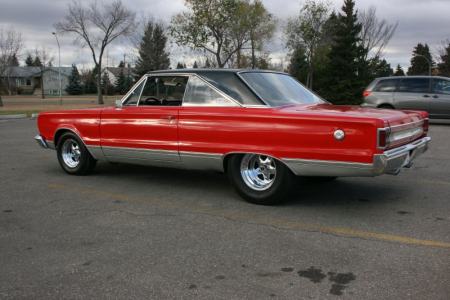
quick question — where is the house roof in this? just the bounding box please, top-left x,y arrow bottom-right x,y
105,67 -> 135,78
4,66 -> 72,78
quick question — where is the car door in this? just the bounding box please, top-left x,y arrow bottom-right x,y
177,75 -> 244,170
429,78 -> 450,119
394,77 -> 431,112
100,75 -> 189,162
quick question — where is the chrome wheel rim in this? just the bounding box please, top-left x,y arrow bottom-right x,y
61,139 -> 81,168
240,154 -> 277,191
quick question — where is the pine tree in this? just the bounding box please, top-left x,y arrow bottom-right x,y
82,70 -> 97,94
438,43 -> 450,77
322,0 -> 365,105
8,54 -> 19,66
176,62 -> 185,69
115,68 -> 133,95
135,21 -> 170,77
25,54 -> 34,66
288,46 -> 309,85
118,60 -> 125,68
204,58 -> 211,68
193,61 -> 198,68
407,43 -> 434,75
32,56 -> 43,67
393,64 -> 405,76
101,71 -> 114,95
65,64 -> 83,95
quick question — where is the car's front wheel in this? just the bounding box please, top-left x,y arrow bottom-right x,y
57,132 -> 96,175
227,154 -> 294,205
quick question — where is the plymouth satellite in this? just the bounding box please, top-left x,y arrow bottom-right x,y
35,69 -> 431,205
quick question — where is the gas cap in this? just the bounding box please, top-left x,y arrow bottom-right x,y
334,129 -> 345,141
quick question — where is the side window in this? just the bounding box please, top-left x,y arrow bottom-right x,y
398,78 -> 430,93
374,79 -> 397,92
183,76 -> 237,106
432,79 -> 450,95
123,79 -> 145,106
139,76 -> 188,106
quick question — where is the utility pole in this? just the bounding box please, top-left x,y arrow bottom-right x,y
52,32 -> 62,105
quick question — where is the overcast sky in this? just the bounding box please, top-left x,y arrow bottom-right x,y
0,0 -> 449,70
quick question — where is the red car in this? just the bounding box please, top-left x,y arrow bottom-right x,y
35,70 -> 431,205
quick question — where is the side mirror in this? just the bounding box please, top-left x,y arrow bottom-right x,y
115,100 -> 123,108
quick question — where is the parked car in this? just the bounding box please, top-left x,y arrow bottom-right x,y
362,75 -> 450,119
35,69 -> 431,205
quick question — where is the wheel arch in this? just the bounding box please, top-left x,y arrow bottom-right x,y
377,103 -> 395,109
54,127 -> 98,160
222,152 -> 295,175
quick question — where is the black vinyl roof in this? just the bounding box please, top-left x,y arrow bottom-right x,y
147,68 -> 285,75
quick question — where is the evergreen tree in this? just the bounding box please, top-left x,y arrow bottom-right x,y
82,70 -> 97,94
32,56 -> 43,67
393,64 -> 405,76
135,21 -> 170,77
176,62 -> 185,69
407,43 -> 434,75
118,60 -> 125,68
322,0 -> 365,105
65,64 -> 83,95
204,58 -> 211,68
193,61 -> 198,68
288,46 -> 309,85
101,71 -> 114,95
25,54 -> 34,66
115,68 -> 133,95
438,43 -> 450,76
8,54 -> 19,66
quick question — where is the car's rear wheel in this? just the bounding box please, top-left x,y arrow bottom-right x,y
57,132 -> 96,175
378,104 -> 394,109
227,154 -> 294,205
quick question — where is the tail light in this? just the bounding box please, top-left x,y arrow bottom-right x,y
377,128 -> 390,149
363,90 -> 372,97
423,118 -> 429,135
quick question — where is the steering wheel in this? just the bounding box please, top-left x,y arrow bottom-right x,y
142,97 -> 161,105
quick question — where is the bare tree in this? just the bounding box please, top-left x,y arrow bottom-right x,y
359,6 -> 398,61
34,48 -> 54,99
55,0 -> 136,104
286,0 -> 330,89
0,27 -> 22,106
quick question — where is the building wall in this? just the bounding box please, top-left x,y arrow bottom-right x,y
42,70 -> 69,95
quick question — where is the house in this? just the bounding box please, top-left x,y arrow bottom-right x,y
0,66 -> 71,96
103,66 -> 135,84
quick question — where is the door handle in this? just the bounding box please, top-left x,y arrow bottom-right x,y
423,94 -> 430,98
432,95 -> 439,98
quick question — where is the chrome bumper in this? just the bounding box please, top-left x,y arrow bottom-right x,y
34,135 -> 55,150
282,136 -> 431,177
374,136 -> 431,175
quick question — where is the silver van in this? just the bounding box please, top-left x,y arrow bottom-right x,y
362,76 -> 450,119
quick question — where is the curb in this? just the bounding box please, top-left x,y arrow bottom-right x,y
0,114 -> 27,120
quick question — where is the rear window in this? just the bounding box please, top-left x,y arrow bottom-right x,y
373,79 -> 398,92
398,78 -> 430,93
432,78 -> 450,95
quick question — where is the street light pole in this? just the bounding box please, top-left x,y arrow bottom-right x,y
52,32 -> 62,105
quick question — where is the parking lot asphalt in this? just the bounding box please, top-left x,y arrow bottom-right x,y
0,119 -> 449,299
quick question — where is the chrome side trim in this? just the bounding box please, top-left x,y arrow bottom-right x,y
282,136 -> 431,177
86,145 -> 106,160
179,151 -> 224,172
282,158 -> 375,177
102,146 -> 180,162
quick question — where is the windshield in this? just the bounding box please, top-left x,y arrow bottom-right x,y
239,72 -> 325,107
